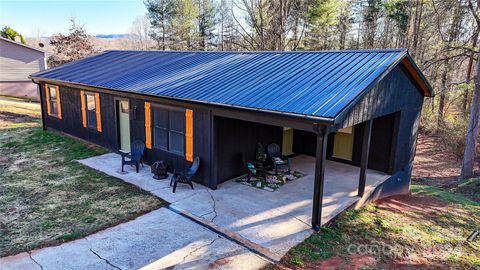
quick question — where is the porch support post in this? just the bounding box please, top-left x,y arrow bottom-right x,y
358,119 -> 373,197
312,124 -> 328,231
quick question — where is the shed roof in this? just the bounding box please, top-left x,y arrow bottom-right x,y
0,36 -> 46,54
30,49 -> 432,119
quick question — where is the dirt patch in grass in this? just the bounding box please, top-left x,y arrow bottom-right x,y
412,133 -> 463,181
413,133 -> 480,202
0,97 -> 165,257
268,188 -> 480,270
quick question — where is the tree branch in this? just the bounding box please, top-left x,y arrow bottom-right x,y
468,0 -> 480,28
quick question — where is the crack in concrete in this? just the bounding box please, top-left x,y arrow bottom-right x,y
89,248 -> 122,270
205,189 -> 218,222
199,210 -> 214,218
177,236 -> 220,267
27,251 -> 44,270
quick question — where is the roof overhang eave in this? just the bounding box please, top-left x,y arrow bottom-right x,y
402,53 -> 435,97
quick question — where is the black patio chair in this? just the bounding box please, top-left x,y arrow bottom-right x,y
240,153 -> 264,182
121,140 -> 145,173
170,157 -> 200,193
267,143 -> 290,175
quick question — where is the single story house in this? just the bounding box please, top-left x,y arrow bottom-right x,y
30,49 -> 433,230
0,36 -> 46,100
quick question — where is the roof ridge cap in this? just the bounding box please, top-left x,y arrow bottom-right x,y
104,48 -> 407,54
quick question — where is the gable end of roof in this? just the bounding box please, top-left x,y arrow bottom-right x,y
400,53 -> 434,97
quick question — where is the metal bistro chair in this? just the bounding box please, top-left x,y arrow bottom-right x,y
121,140 -> 145,173
240,153 -> 265,182
267,143 -> 291,175
170,157 -> 200,193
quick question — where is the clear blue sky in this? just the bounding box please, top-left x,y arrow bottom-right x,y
0,0 -> 147,37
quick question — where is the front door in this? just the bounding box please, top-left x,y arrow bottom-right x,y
118,100 -> 131,152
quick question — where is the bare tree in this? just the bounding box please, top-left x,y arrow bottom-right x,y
130,14 -> 151,50
233,0 -> 296,51
48,18 -> 97,67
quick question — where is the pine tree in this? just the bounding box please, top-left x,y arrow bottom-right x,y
306,0 -> 343,50
145,0 -> 176,50
197,0 -> 216,50
170,0 -> 198,50
0,26 -> 26,44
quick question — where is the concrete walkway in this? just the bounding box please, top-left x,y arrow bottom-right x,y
0,208 -> 268,270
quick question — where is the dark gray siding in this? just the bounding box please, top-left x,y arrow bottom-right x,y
40,84 -> 117,149
40,83 -> 213,188
337,65 -> 424,173
214,116 -> 283,184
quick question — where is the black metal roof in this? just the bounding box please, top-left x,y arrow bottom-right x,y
31,49 -> 432,119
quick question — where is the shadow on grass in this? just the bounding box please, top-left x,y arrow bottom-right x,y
0,111 -> 38,124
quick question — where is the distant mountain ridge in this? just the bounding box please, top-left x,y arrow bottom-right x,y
95,34 -> 139,39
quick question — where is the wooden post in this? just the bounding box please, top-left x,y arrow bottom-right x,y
358,120 -> 373,197
312,124 -> 328,231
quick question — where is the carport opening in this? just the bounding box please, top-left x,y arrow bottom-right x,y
293,112 -> 399,175
215,112 -> 398,184
214,114 -> 397,227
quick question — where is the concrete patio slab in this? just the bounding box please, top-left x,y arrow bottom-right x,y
0,208 -> 268,270
2,153 -> 390,270
79,153 -> 390,259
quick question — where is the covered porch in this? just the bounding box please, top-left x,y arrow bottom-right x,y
213,109 -> 400,230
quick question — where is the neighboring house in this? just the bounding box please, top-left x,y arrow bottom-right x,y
0,36 -> 46,100
30,49 -> 433,230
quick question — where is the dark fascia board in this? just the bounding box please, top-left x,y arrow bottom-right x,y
30,77 -> 333,131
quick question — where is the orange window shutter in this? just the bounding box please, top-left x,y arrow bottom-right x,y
145,102 -> 152,149
185,109 -> 193,162
56,86 -> 62,119
95,93 -> 102,132
80,91 -> 87,127
45,84 -> 51,115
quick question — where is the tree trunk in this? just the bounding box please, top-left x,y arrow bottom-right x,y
437,62 -> 448,128
463,30 -> 478,116
411,0 -> 424,58
461,52 -> 480,179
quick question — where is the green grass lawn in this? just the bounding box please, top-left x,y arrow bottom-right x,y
414,176 -> 480,203
0,97 -> 165,257
268,185 -> 480,269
